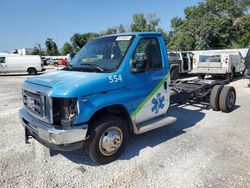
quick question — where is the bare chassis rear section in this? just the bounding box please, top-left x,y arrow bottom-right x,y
170,79 -> 230,104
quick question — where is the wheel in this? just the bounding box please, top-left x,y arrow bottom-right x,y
28,68 -> 37,75
219,86 -> 236,113
198,74 -> 205,79
170,68 -> 179,80
54,62 -> 59,67
210,85 -> 224,111
84,114 -> 129,164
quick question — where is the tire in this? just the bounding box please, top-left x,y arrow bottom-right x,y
84,114 -> 129,165
28,68 -> 37,75
210,85 -> 224,111
170,68 -> 179,80
54,62 -> 59,67
219,86 -> 236,113
198,74 -> 205,79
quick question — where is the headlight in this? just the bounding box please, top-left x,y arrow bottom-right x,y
53,98 -> 78,127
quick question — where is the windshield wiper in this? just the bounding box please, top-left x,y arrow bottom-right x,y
80,63 -> 104,72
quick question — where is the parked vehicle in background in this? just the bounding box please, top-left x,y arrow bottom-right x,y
0,54 -> 45,75
168,51 -> 193,80
58,58 -> 68,66
41,57 -> 49,66
192,49 -> 246,81
67,52 -> 77,63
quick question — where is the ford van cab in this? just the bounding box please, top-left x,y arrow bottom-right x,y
19,33 -> 236,164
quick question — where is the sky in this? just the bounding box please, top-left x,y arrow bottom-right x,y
0,0 -> 202,52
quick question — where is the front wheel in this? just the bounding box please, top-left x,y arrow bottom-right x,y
84,115 -> 129,165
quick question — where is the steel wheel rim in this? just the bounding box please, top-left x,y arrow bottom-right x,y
99,127 -> 123,156
228,91 -> 235,108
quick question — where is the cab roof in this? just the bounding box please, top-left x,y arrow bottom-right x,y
96,32 -> 162,39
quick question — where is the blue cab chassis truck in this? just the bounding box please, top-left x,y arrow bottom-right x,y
19,33 -> 236,164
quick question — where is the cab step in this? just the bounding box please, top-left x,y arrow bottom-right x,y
136,115 -> 177,134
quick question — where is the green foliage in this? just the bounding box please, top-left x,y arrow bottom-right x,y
45,38 -> 59,56
234,14 -> 250,47
32,44 -> 45,56
31,47 -> 41,55
61,42 -> 74,55
70,33 -> 100,51
45,2 -> 249,54
130,13 -> 161,32
131,13 -> 147,32
168,0 -> 250,50
117,24 -> 126,33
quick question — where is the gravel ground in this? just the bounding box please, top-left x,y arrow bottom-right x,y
0,73 -> 250,188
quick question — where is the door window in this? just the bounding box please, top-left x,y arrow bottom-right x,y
132,38 -> 162,71
0,57 -> 5,63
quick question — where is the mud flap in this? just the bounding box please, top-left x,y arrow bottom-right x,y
25,128 -> 32,144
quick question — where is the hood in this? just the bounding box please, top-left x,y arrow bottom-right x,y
25,70 -> 123,97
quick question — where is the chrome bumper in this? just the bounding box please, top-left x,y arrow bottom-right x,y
191,68 -> 229,74
19,108 -> 88,146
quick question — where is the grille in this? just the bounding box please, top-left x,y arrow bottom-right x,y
23,90 -> 43,116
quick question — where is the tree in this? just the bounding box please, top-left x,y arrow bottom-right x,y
146,14 -> 160,31
32,44 -> 45,56
130,13 -> 163,32
234,14 -> 250,47
131,13 -> 147,32
31,47 -> 41,55
168,0 -> 250,50
70,33 -> 99,51
61,42 -> 74,55
45,38 -> 59,56
117,24 -> 126,33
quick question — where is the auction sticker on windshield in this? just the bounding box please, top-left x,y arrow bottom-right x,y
116,36 -> 132,41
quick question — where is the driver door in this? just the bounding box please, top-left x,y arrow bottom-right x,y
127,37 -> 170,124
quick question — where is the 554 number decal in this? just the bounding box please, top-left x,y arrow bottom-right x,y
109,74 -> 122,83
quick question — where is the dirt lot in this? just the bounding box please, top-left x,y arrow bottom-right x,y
0,73 -> 250,188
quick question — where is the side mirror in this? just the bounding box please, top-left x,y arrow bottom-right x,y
130,59 -> 144,73
130,55 -> 150,74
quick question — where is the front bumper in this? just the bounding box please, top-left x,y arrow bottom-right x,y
19,108 -> 88,151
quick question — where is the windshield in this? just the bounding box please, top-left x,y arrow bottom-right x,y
69,35 -> 134,72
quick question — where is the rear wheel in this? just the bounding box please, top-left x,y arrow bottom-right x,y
210,85 -> 224,111
170,68 -> 179,80
84,115 -> 129,165
219,86 -> 236,113
28,68 -> 37,75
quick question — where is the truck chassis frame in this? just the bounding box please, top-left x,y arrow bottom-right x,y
170,79 -> 230,105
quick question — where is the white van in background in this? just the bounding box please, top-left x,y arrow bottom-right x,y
192,52 -> 245,80
0,54 -> 45,75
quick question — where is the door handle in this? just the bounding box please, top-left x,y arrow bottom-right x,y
164,81 -> 168,90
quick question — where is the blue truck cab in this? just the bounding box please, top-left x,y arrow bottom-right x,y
19,32 -> 177,164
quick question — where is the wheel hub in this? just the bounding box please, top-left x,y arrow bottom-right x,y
228,91 -> 235,108
99,127 -> 123,156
